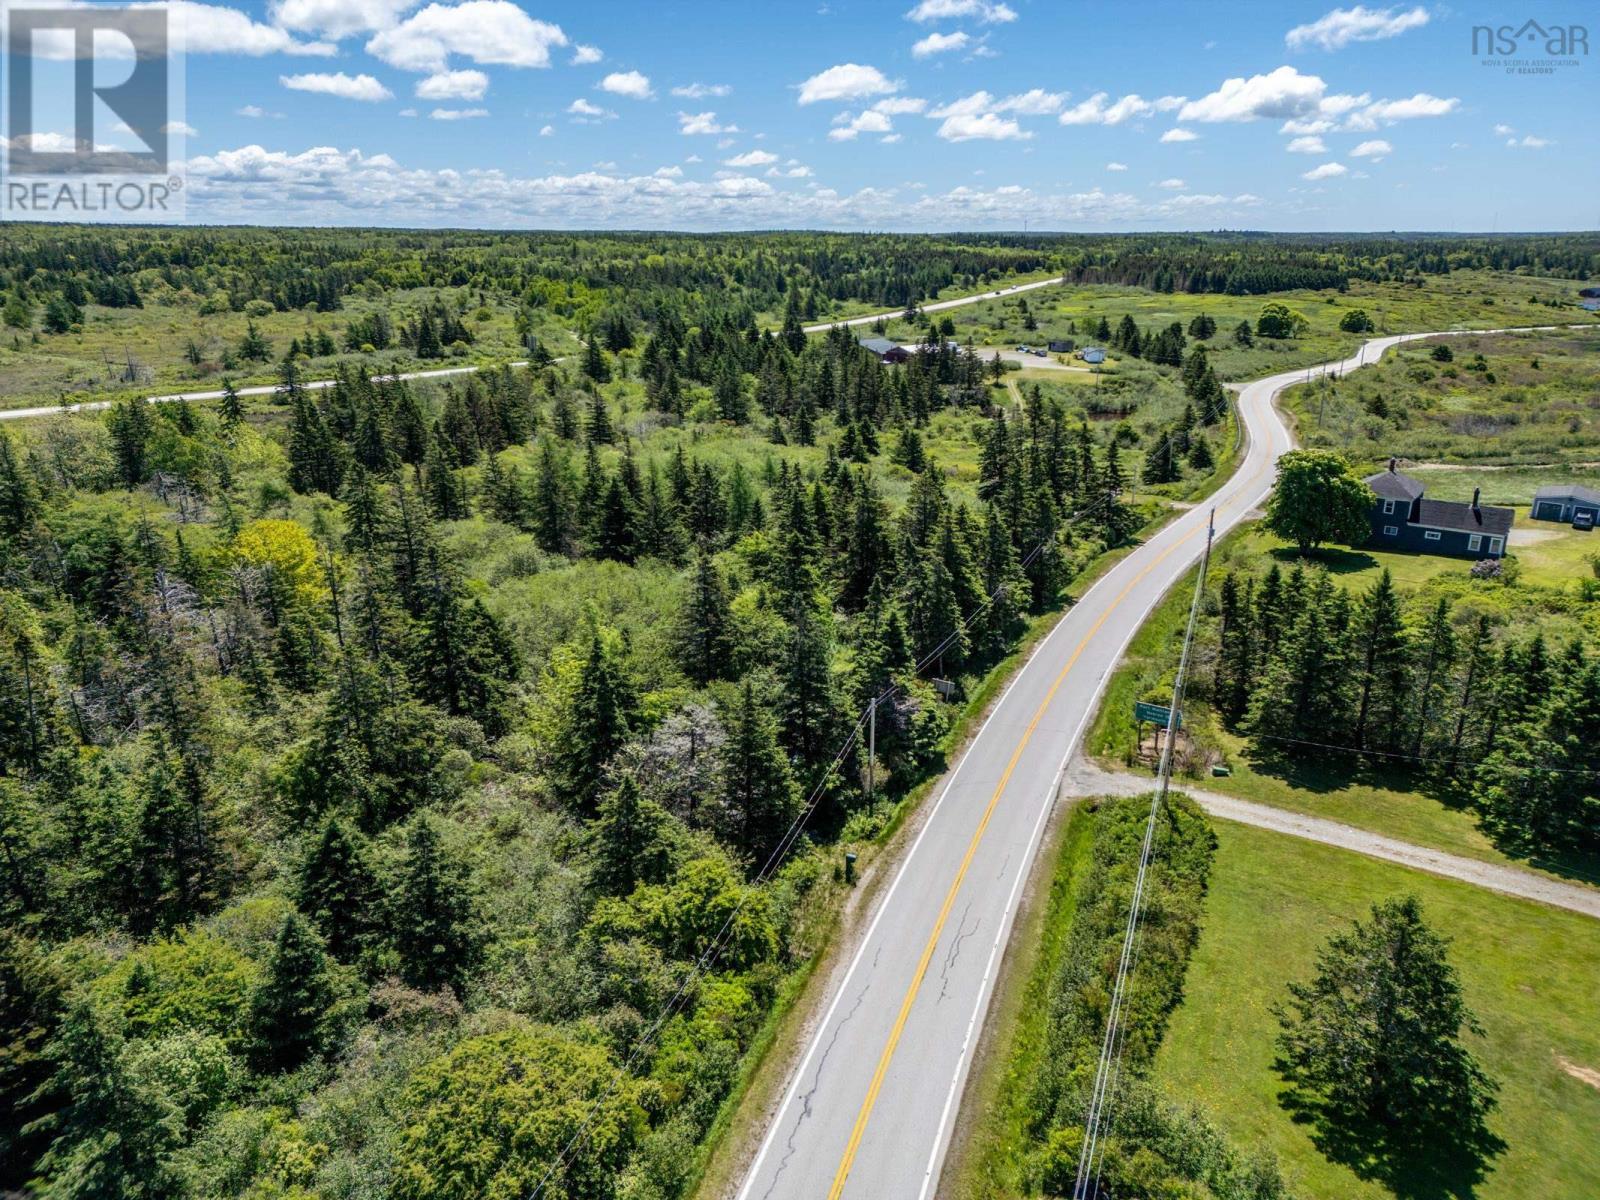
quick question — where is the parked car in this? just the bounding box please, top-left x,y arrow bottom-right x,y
1574,511 -> 1595,531
1032,348 -> 1048,358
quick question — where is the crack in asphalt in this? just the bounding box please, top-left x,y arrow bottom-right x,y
937,903 -> 980,1004
760,980 -> 870,1200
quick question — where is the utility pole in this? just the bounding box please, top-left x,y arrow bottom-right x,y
1073,508 -> 1215,1200
866,695 -> 877,799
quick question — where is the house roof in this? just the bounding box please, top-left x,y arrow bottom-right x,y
1534,483 -> 1600,506
858,337 -> 900,355
1414,498 -> 1514,538
1365,467 -> 1425,502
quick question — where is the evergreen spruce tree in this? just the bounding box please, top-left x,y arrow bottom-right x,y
585,390 -> 614,445
675,552 -> 733,687
1276,896 -> 1497,1151
30,1003 -> 180,1199
0,429 -> 40,538
296,815 -> 379,961
550,629 -> 636,813
249,911 -> 335,1071
719,681 -> 802,869
592,775 -> 676,895
1410,599 -> 1458,758
594,476 -> 638,563
218,379 -> 244,434
1350,570 -> 1410,751
582,334 -> 611,383
393,815 -> 478,995
421,427 -> 468,521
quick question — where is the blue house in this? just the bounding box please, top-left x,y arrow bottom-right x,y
1081,347 -> 1106,365
1365,461 -> 1512,559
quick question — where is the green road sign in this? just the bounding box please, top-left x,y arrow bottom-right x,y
1134,701 -> 1181,729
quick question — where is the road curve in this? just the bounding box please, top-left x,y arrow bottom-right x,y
729,327 -> 1502,1200
1068,762 -> 1600,919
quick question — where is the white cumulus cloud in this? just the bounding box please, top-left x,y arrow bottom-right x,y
567,97 -> 614,119
366,1 -> 567,72
416,69 -> 488,100
936,111 -> 1028,141
1060,92 -> 1186,126
829,110 -> 894,140
1180,66 -> 1325,122
1350,138 -> 1391,157
1286,135 -> 1326,153
904,0 -> 1016,23
1302,160 -> 1348,179
269,0 -> 414,39
280,72 -> 393,101
600,70 -> 653,99
430,107 -> 487,120
724,149 -> 778,167
913,31 -> 968,57
678,111 -> 738,135
1159,127 -> 1197,142
571,44 -> 603,64
1360,93 -> 1456,122
1106,161 -> 1128,171
1286,5 -> 1429,52
797,63 -> 899,105
672,82 -> 731,99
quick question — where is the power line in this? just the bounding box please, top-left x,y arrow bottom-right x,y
522,477 -> 1146,1198
1074,509 -> 1215,1200
522,409 -> 1226,1198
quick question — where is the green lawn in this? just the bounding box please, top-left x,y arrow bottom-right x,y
1281,327 -> 1600,467
873,271 -> 1598,384
1088,520 -> 1600,887
1155,817 -> 1600,1200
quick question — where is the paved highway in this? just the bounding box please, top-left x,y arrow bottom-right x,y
802,276 -> 1065,334
731,328 -> 1488,1200
0,361 -> 528,424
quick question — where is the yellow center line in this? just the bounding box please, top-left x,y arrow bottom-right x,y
825,513 -> 1216,1199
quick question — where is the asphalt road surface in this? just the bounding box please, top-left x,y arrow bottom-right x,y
802,276 -> 1065,334
1069,761 -> 1600,919
731,328 -> 1497,1200
0,361 -> 528,423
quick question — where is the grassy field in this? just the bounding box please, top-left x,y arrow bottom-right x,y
871,271 -> 1599,384
1282,327 -> 1600,467
1087,520 -> 1600,885
0,284 -> 577,411
1156,817 -> 1600,1200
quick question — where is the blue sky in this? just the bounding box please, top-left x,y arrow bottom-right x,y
46,0 -> 1600,228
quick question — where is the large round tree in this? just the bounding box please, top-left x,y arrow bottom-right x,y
1265,449 -> 1375,555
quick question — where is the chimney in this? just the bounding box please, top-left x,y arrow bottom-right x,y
1388,457 -> 1397,473
1472,487 -> 1481,513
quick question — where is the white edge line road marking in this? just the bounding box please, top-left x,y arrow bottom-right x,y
907,325 -> 1588,1199
914,365 -> 1281,1200
738,325 -> 1569,1200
